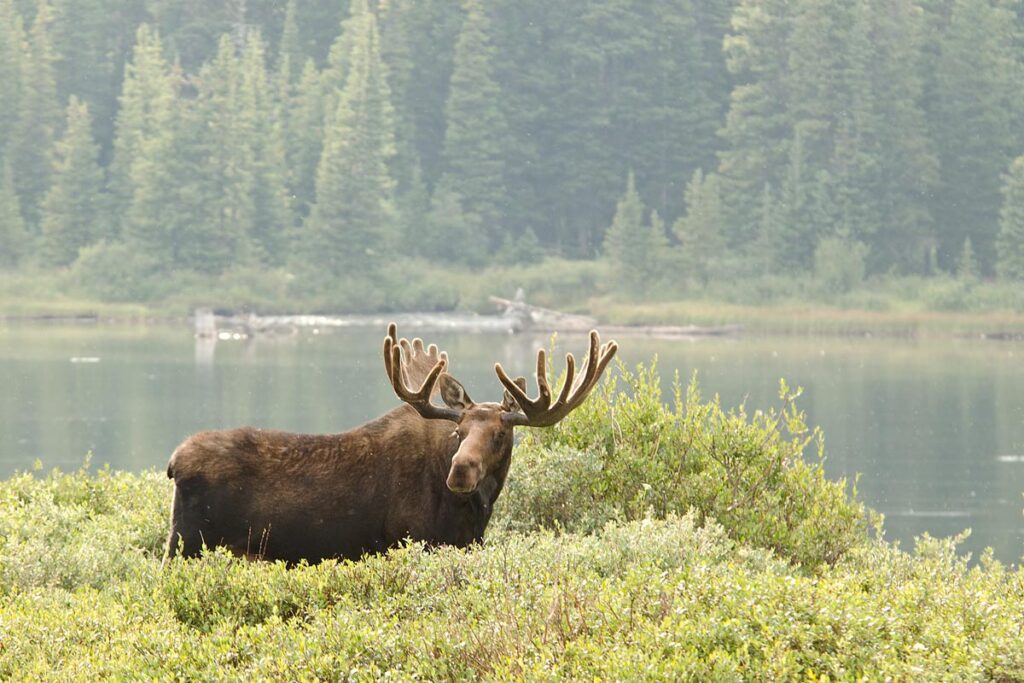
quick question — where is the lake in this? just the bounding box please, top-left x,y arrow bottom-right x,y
1,321 -> 1022,563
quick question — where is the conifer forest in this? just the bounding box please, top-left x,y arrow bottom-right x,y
2,0 -> 1024,311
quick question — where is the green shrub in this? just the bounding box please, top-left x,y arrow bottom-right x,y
0,462 -> 168,592
70,241 -> 167,302
500,362 -> 872,568
814,236 -> 869,296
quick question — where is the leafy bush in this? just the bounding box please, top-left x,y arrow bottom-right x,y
70,241 -> 167,302
0,462 -> 168,592
1,507 -> 1022,680
500,362 -> 872,568
814,236 -> 869,296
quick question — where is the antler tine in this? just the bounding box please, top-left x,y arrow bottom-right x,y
497,330 -> 618,428
383,323 -> 461,422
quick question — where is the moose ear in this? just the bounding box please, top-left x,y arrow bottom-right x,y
438,374 -> 474,409
500,376 -> 527,412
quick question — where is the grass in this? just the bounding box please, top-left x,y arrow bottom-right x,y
4,258 -> 1024,338
0,368 -> 1021,679
586,297 -> 1024,337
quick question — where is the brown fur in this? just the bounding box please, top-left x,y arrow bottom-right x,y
165,404 -> 513,564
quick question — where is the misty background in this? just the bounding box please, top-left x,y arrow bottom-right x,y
1,0 -> 1023,314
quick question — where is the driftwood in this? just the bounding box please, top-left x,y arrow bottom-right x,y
488,293 -> 742,337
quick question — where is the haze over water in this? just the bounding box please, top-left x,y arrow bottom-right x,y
1,322 -> 1022,563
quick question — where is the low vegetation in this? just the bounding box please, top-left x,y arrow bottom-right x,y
0,367 -> 1021,680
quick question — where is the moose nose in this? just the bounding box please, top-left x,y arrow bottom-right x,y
446,463 -> 479,493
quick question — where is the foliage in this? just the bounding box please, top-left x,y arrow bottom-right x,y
998,156 -> 1024,281
39,97 -> 109,266
0,466 -> 1021,679
507,363 -> 870,568
0,161 -> 28,267
0,0 -> 1023,311
602,173 -> 670,296
813,235 -> 868,296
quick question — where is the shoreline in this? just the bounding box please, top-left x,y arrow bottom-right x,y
2,298 -> 1024,340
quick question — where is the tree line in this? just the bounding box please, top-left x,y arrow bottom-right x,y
1,0 -> 1024,301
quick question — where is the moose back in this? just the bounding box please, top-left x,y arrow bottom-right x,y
164,324 -> 617,564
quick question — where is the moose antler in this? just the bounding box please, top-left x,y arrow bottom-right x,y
384,323 -> 462,422
496,330 -> 618,427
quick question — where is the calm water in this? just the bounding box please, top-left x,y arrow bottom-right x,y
1,322 -> 1022,562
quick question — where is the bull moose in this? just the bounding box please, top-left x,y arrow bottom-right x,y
164,323 -> 617,564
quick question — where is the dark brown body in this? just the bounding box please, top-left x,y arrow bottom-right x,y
165,404 -> 512,564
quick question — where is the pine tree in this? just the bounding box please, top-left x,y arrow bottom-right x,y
0,161 -> 28,267
439,0 -> 509,245
930,0 -> 1019,273
997,156 -> 1024,281
235,31 -> 292,264
0,0 -> 27,159
109,25 -> 175,229
39,96 -> 107,266
672,170 -> 725,285
283,58 -> 325,222
303,4 -> 396,278
956,236 -> 978,283
603,172 -> 668,295
275,0 -> 302,86
125,63 -> 238,275
49,0 -> 122,154
9,0 -> 60,227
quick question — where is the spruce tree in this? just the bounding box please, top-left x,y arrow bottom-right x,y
275,0 -> 303,86
930,0 -> 1019,273
997,156 -> 1024,281
284,58 -> 325,222
304,4 -> 396,278
9,0 -> 60,228
236,31 -> 292,264
603,172 -> 668,295
125,63 -> 237,276
0,0 -> 27,159
0,162 -> 28,267
439,0 -> 509,245
39,97 -> 107,266
109,25 -> 175,229
672,170 -> 724,285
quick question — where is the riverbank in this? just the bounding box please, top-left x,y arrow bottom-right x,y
4,294 -> 1024,340
2,261 -> 1024,338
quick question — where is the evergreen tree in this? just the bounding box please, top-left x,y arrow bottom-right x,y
997,156 -> 1024,280
422,185 -> 486,266
9,0 -> 60,227
109,25 -> 175,228
39,96 -> 107,266
717,0 -> 793,247
930,0 -> 1019,273
0,162 -> 28,267
439,0 -> 509,245
0,0 -> 27,159
235,31 -> 292,264
304,3 -> 396,278
672,170 -> 725,285
49,0 -> 126,156
603,173 -> 668,295
275,0 -> 302,86
956,236 -> 978,282
125,63 -> 238,275
283,58 -> 325,221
